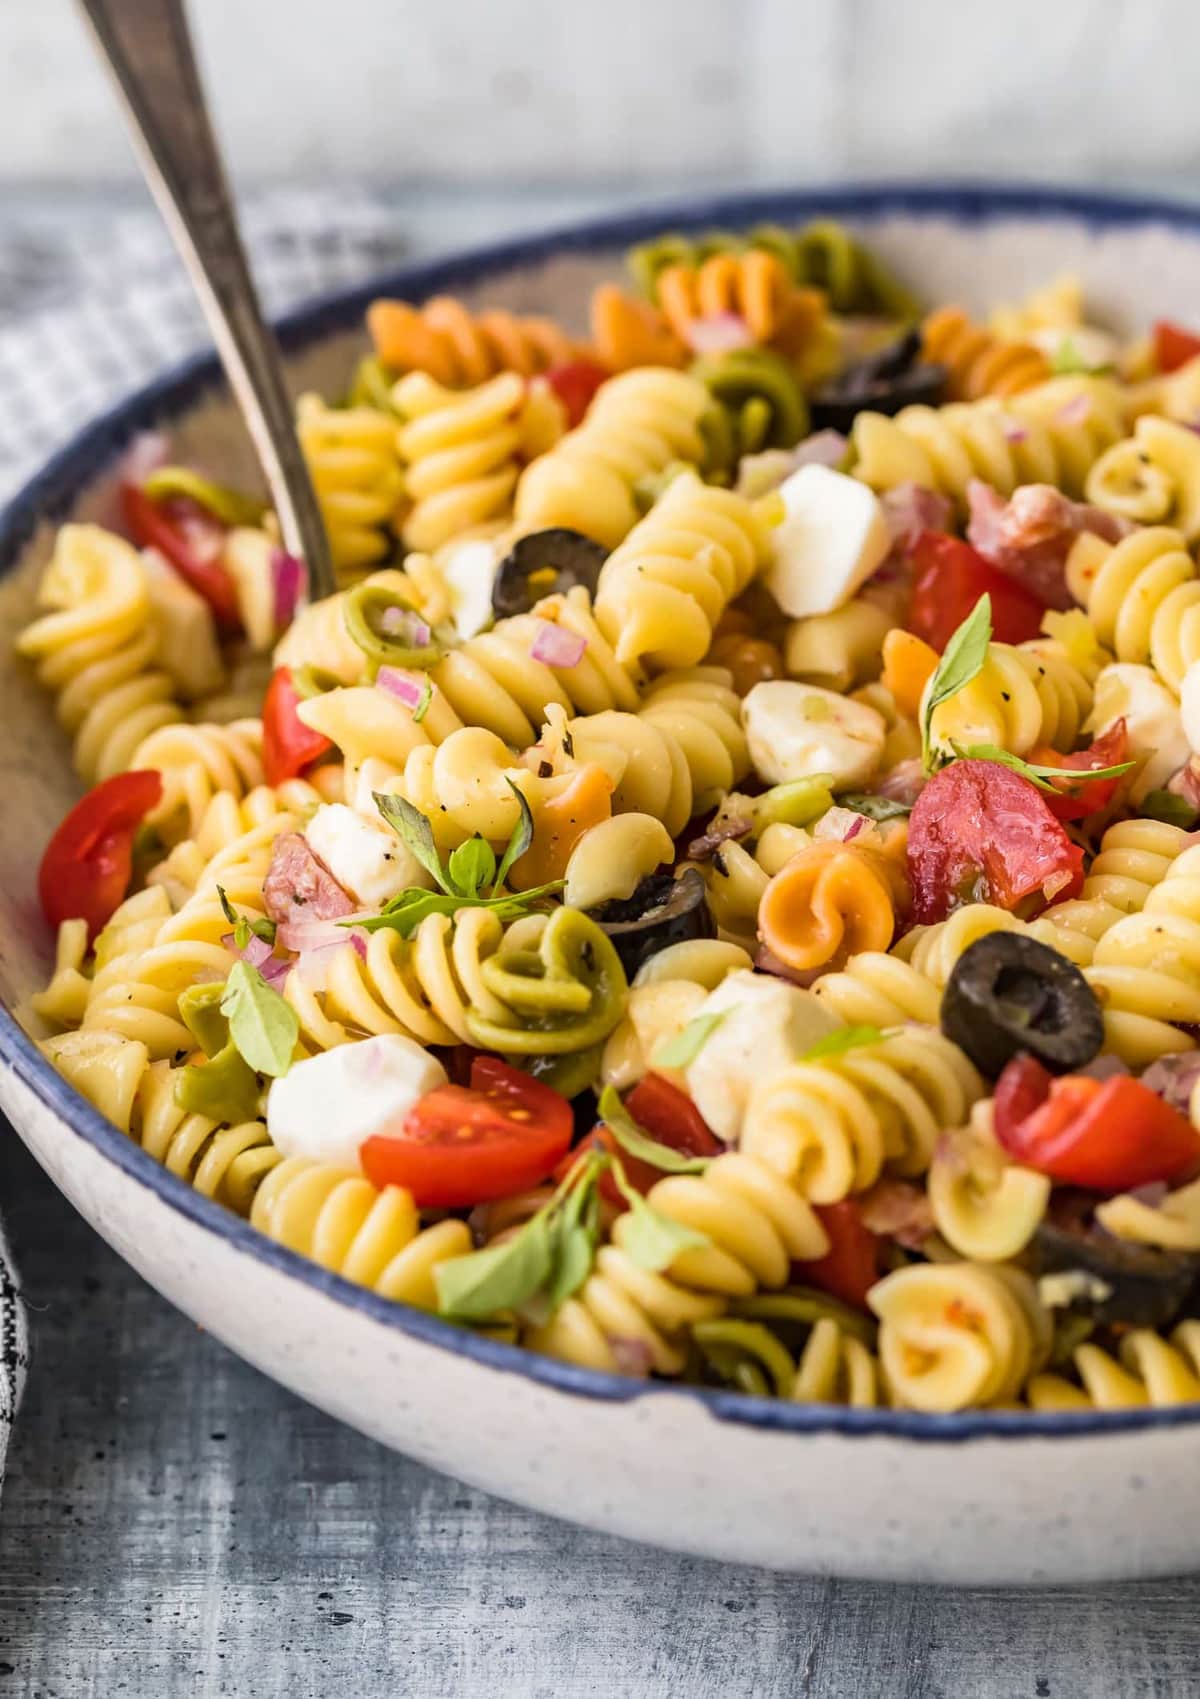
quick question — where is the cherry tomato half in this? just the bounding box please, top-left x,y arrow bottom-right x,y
906,531 -> 1046,654
994,1057 -> 1200,1192
542,359 -> 610,428
38,770 -> 163,941
362,1055 -> 573,1209
262,666 -> 334,787
1026,719 -> 1129,823
120,482 -> 241,631
907,759 -> 1084,925
1153,319 -> 1200,375
554,1074 -> 722,1209
795,1200 -> 880,1312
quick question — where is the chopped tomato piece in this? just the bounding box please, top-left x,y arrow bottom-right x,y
993,1054 -> 1054,1143
120,482 -> 241,631
906,531 -> 1046,653
994,1061 -> 1200,1192
38,770 -> 163,941
1153,319 -> 1200,375
542,359 -> 610,428
362,1055 -> 573,1209
1026,719 -> 1129,822
554,1073 -> 722,1209
907,759 -> 1084,925
795,1200 -> 880,1311
262,666 -> 333,787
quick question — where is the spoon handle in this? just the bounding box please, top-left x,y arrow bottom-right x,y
76,0 -> 337,601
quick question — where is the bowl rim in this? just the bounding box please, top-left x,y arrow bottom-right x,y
7,176 -> 1200,1444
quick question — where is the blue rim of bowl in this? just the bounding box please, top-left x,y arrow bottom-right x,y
6,178 -> 1200,1444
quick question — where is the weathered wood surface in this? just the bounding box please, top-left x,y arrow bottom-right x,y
1,1130 -> 1199,1699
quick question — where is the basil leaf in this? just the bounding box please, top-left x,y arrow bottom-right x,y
612,1168 -> 710,1273
492,780 -> 534,893
359,876 -> 566,938
921,594 -> 992,771
838,792 -> 912,822
800,1024 -> 884,1062
411,677 -> 433,724
651,1010 -> 728,1071
597,1084 -> 713,1175
448,834 -> 497,900
436,1212 -> 554,1321
962,742 -> 1135,793
1141,788 -> 1199,828
373,793 -> 450,892
219,960 -> 299,1078
544,1170 -> 603,1310
217,882 -> 275,948
217,884 -> 239,929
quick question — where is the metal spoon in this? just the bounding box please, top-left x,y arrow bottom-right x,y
76,0 -> 337,601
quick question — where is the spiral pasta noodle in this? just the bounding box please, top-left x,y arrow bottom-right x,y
368,294 -> 583,385
588,284 -> 686,372
742,1026 -> 984,1200
1084,842 -> 1200,1063
129,718 -> 266,845
757,841 -> 901,974
1027,1323 -> 1200,1411
920,305 -> 1050,401
295,393 -> 404,575
1084,415 -> 1200,543
1065,524 -> 1200,691
921,636 -> 1093,763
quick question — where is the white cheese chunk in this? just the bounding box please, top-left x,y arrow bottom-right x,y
764,464 -> 891,619
1087,662 -> 1189,802
684,970 -> 841,1144
266,1035 -> 447,1172
440,537 -> 500,639
304,802 -> 430,908
743,680 -> 886,790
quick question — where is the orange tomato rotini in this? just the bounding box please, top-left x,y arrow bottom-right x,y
758,841 -> 902,974
655,251 -> 796,347
921,305 -> 1050,402
367,295 -> 585,386
881,628 -> 938,722
589,284 -> 687,372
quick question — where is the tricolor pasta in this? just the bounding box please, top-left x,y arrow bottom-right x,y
21,223 -> 1200,1414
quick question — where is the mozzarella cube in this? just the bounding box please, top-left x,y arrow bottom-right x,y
266,1035 -> 447,1172
684,970 -> 842,1144
1088,662 -> 1189,802
764,464 -> 891,619
440,537 -> 500,640
1182,661 -> 1200,757
304,802 -> 431,908
744,680 -> 886,790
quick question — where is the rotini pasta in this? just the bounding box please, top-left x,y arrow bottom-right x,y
921,305 -> 1050,402
368,294 -> 584,385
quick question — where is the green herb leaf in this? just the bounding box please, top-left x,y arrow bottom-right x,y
651,1010 -> 728,1071
597,1084 -> 714,1175
436,1212 -> 555,1321
448,834 -> 497,900
611,1164 -> 710,1272
219,960 -> 299,1078
921,594 -> 993,771
492,780 -> 535,894
838,792 -> 913,822
354,876 -> 566,938
373,793 -> 450,892
216,883 -> 276,949
1140,788 -> 1199,828
544,1161 -> 604,1309
961,742 -> 1135,794
411,676 -> 433,724
800,1024 -> 884,1062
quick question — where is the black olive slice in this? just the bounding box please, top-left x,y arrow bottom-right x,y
491,528 -> 608,620
589,868 -> 715,981
809,327 -> 947,432
941,932 -> 1104,1079
1024,1210 -> 1199,1331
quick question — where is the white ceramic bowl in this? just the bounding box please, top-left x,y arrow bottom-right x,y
5,183 -> 1200,1586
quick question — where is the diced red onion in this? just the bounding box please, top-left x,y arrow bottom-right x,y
1127,1180 -> 1170,1208
277,914 -> 372,953
1000,418 -> 1030,444
117,431 -> 171,487
376,667 -> 427,709
1076,1053 -> 1131,1083
170,503 -> 226,562
814,806 -> 869,844
683,313 -> 755,356
271,548 -> 307,628
609,1337 -> 656,1377
380,606 -> 431,646
1056,394 -> 1092,427
292,939 -> 354,992
221,929 -> 290,985
529,620 -> 587,669
351,931 -> 368,962
792,429 -> 849,470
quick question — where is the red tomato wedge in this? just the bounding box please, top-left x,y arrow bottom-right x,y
1025,719 -> 1130,823
555,1074 -> 722,1208
906,759 -> 1084,925
120,482 -> 241,631
795,1200 -> 880,1311
1153,319 -> 1200,375
262,666 -> 333,787
906,531 -> 1046,653
542,358 -> 610,428
39,770 -> 163,941
362,1056 -> 573,1209
994,1059 -> 1200,1192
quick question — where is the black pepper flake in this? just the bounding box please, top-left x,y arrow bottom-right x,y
562,730 -> 575,757
538,760 -> 553,779
713,850 -> 728,877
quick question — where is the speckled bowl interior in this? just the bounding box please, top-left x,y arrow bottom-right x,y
5,185 -> 1200,1584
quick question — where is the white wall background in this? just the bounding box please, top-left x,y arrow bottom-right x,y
5,0 -> 1199,190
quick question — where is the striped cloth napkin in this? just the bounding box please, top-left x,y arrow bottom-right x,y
0,182 -> 409,1491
